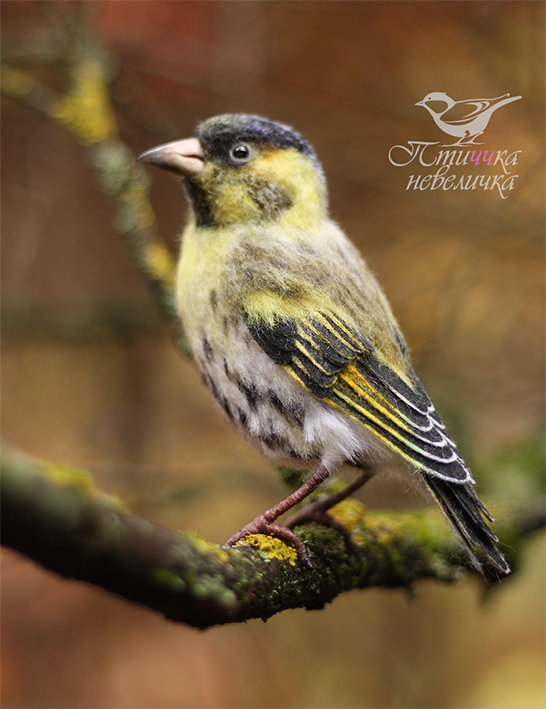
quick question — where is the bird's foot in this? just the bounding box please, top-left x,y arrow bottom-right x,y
225,467 -> 371,569
226,516 -> 313,568
285,467 -> 373,555
225,464 -> 335,568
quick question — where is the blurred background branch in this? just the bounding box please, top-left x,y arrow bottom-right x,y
2,20 -> 187,352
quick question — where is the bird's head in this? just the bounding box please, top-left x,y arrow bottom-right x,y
415,92 -> 453,114
138,114 -> 327,228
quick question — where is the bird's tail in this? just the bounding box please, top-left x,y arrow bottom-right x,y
424,476 -> 510,575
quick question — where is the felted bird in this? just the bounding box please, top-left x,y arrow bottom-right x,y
416,92 -> 521,145
139,113 -> 509,575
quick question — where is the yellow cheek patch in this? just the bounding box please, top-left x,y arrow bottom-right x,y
214,183 -> 261,224
195,148 -> 325,227
253,148 -> 325,215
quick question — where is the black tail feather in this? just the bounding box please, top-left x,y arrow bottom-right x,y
424,476 -> 510,575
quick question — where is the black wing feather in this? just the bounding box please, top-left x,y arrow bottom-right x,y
247,317 -> 297,365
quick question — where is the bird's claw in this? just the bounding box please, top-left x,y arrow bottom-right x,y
226,517 -> 313,568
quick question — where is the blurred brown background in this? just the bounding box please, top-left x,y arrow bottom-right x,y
1,2 -> 544,707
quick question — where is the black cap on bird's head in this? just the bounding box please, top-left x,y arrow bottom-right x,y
138,114 -> 326,227
193,114 -> 319,166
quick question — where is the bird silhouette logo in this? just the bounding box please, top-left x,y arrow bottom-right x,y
416,92 -> 521,146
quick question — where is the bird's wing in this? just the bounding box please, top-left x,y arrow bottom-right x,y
243,308 -> 472,483
441,100 -> 492,124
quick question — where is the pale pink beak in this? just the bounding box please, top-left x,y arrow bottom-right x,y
138,137 -> 205,176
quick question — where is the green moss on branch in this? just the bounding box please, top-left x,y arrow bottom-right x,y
3,446 -> 536,629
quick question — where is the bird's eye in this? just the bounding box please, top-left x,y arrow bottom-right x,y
229,143 -> 251,164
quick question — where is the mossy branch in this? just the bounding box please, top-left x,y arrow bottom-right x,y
2,446 -> 542,629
